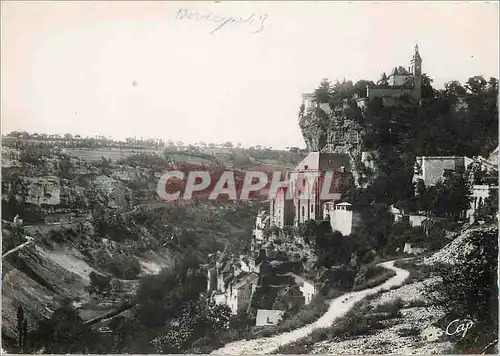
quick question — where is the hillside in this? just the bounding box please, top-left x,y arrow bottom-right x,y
274,223 -> 498,355
1,138 -> 271,352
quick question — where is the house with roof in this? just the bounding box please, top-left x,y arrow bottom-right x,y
286,273 -> 317,305
269,187 -> 294,228
255,309 -> 285,326
412,156 -> 475,188
302,45 -> 423,118
226,272 -> 259,315
253,209 -> 271,241
412,148 -> 498,222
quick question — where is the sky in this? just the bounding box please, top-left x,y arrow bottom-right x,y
1,1 -> 499,149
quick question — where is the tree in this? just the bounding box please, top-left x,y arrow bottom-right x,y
223,141 -> 233,148
32,303 -> 98,353
88,271 -> 111,295
464,75 -> 488,94
354,80 -> 375,98
421,73 -> 436,99
313,79 -> 332,103
135,255 -> 205,328
444,80 -> 467,98
423,174 -> 472,219
58,156 -> 73,179
474,190 -> 498,223
17,305 -> 28,352
104,256 -> 141,279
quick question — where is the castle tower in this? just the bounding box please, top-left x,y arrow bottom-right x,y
411,44 -> 422,101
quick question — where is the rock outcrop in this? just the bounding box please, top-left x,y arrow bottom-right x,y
299,102 -> 377,187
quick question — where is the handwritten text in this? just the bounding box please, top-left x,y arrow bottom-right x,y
175,8 -> 268,34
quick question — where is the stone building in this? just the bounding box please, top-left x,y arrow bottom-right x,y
269,187 -> 293,228
412,148 -> 498,222
292,152 -> 353,226
268,152 -> 353,228
327,202 -> 362,236
299,46 -> 424,189
366,45 -> 422,102
412,156 -> 474,187
287,273 -> 316,305
226,272 -> 259,315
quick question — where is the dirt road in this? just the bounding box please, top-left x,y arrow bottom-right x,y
211,260 -> 410,355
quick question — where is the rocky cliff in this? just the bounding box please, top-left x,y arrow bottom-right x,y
298,102 -> 377,187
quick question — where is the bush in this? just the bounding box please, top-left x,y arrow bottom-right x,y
394,259 -> 439,284
352,265 -> 396,291
405,299 -> 428,308
88,271 -> 111,294
2,228 -> 25,252
397,326 -> 421,337
428,227 -> 498,353
275,297 -> 405,354
373,297 -> 404,318
104,255 -> 141,279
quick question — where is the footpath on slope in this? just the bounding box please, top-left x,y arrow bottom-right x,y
211,260 -> 410,355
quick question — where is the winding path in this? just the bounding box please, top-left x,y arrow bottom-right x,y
211,260 -> 410,355
2,237 -> 34,260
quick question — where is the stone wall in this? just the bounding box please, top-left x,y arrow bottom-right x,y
367,87 -> 414,100
413,156 -> 472,187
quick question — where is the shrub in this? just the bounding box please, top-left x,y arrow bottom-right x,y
104,255 -> 141,279
330,303 -> 386,337
88,271 -> 111,294
428,227 -> 498,353
394,259 -> 439,284
405,299 -> 428,308
397,326 -> 421,337
373,297 -> 404,318
352,265 -> 396,291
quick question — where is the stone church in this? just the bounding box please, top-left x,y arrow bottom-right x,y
299,45 -> 424,187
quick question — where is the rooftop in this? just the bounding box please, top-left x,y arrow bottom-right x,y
293,152 -> 352,172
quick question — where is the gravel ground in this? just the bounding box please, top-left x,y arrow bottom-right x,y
309,279 -> 453,355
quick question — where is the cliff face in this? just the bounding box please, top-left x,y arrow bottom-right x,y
299,102 -> 377,188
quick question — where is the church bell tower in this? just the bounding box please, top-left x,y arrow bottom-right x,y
412,44 -> 422,101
